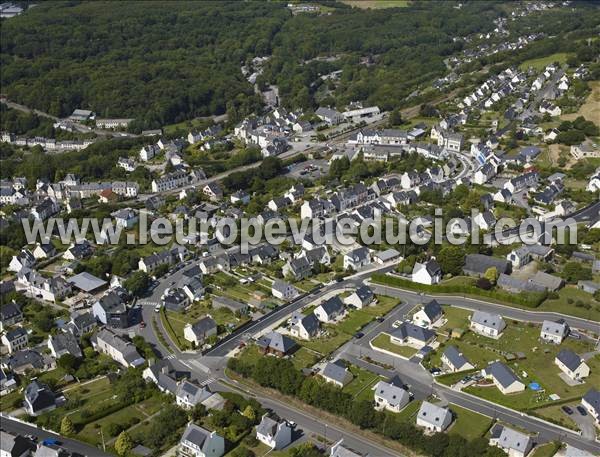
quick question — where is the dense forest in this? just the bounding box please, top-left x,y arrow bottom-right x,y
2,1 -> 599,130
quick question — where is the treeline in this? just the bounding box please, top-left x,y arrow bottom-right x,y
228,357 -> 506,457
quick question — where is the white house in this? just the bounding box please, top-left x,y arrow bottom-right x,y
482,362 -> 525,395
179,423 -> 225,457
489,425 -> 533,457
320,361 -> 353,388
412,259 -> 442,285
581,389 -> 600,425
289,312 -> 320,340
314,296 -> 345,323
441,346 -> 474,372
470,311 -> 506,339
540,320 -> 569,344
373,379 -> 410,413
555,349 -> 590,381
343,247 -> 371,271
412,300 -> 443,328
416,401 -> 453,433
271,280 -> 298,301
183,316 -> 217,346
255,415 -> 293,450
344,285 -> 374,309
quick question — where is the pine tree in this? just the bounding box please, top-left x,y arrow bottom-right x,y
60,416 -> 74,436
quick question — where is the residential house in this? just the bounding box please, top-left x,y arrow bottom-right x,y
373,379 -> 410,413
67,312 -> 97,338
176,381 -> 220,409
320,361 -> 353,388
15,269 -> 70,303
184,317 -> 217,347
230,190 -> 250,205
289,312 -> 320,340
555,349 -> 590,381
413,300 -> 443,328
142,359 -> 189,395
92,329 -> 145,368
162,288 -> 190,312
504,172 -> 539,193
178,423 -> 225,457
416,401 -> 453,433
473,210 -> 496,231
62,241 -> 93,261
315,107 -> 344,125
202,183 -> 223,201
0,367 -> 18,396
47,333 -> 82,359
4,349 -> 54,375
271,280 -> 298,301
528,271 -> 564,292
540,320 -> 569,344
344,285 -> 374,309
482,361 -> 525,394
24,380 -> 57,417
257,331 -> 298,357
470,311 -> 506,339
489,424 -> 533,457
389,323 -> 435,349
0,430 -> 34,456
1,328 -> 28,353
92,291 -> 129,328
32,243 -> 56,260
8,250 -> 35,273
581,388 -> 600,425
212,296 -> 248,315
441,346 -> 474,372
314,296 -> 345,323
412,259 -> 442,285
330,440 -> 364,457
256,415 -> 293,450
0,301 -> 23,331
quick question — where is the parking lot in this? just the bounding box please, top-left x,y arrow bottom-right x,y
286,159 -> 330,180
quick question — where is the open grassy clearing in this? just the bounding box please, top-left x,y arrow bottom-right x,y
371,333 -> 418,359
448,404 -> 493,440
342,0 -> 409,8
561,80 -> 600,121
519,53 -> 570,71
531,442 -> 560,457
540,286 -> 600,321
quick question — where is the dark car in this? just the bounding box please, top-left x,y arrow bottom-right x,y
561,406 -> 573,415
576,405 -> 587,416
376,317 -> 385,322
354,332 -> 364,339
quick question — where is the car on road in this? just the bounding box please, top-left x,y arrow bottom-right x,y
154,304 -> 162,313
354,332 -> 364,339
376,316 -> 384,322
42,438 -> 61,446
562,406 -> 573,415
392,320 -> 403,328
429,368 -> 442,376
576,406 -> 587,416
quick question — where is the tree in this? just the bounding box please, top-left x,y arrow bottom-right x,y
483,267 -> 498,284
60,416 -> 75,436
114,431 -> 133,456
437,245 -> 465,276
57,354 -> 80,374
562,262 -> 592,283
388,108 -> 404,126
123,271 -> 150,297
241,405 -> 256,422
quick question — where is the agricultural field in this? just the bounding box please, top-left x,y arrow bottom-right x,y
518,53 -> 570,71
561,80 -> 600,122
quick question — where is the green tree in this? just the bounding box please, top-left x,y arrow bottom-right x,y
483,267 -> 498,284
123,271 -> 150,297
241,405 -> 256,422
57,354 -> 80,374
114,431 -> 133,456
60,416 -> 75,436
437,245 -> 465,276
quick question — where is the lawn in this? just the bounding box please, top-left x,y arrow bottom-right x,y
532,403 -> 581,431
561,80 -> 600,122
448,404 -> 493,440
395,399 -> 421,423
343,365 -> 384,398
297,327 -> 353,356
291,346 -> 320,370
539,286 -> 600,322
519,53 -> 570,71
531,442 -> 560,457
438,306 -> 471,333
430,317 -> 599,410
371,333 -> 418,359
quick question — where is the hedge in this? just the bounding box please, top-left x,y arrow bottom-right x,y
371,273 -> 547,308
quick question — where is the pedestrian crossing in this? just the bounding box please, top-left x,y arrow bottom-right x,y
200,377 -> 216,387
164,354 -> 176,360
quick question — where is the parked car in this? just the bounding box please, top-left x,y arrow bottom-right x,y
562,406 -> 573,415
576,406 -> 587,416
354,332 -> 364,339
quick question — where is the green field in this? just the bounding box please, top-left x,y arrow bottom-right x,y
531,442 -> 560,457
448,404 -> 493,440
539,286 -> 600,321
519,53 -> 570,71
343,365 -> 385,398
341,0 -> 409,8
371,333 -> 418,359
429,317 -> 599,411
291,347 -> 320,370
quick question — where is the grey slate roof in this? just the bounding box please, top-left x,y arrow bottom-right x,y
528,271 -> 563,291
391,322 -> 435,343
417,401 -> 451,427
256,331 -> 297,354
181,423 -> 211,448
541,319 -> 568,337
583,388 -> 600,417
422,300 -> 442,321
322,361 -> 351,384
25,380 -> 56,413
290,312 -> 320,336
484,361 -> 520,388
49,332 -> 82,358
256,415 -> 282,438
497,426 -> 532,454
464,254 -> 510,275
189,316 -> 217,337
556,349 -> 584,372
319,296 -> 344,316
442,346 -> 471,370
373,380 -> 409,408
470,311 -> 505,331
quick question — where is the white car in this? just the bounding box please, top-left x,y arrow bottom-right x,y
154,304 -> 162,313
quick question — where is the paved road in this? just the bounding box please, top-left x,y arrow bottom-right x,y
0,415 -> 112,457
370,283 -> 600,331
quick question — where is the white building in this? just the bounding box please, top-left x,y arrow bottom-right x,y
255,415 -> 293,450
416,401 -> 452,433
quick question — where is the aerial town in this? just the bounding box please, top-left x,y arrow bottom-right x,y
0,1 -> 599,457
